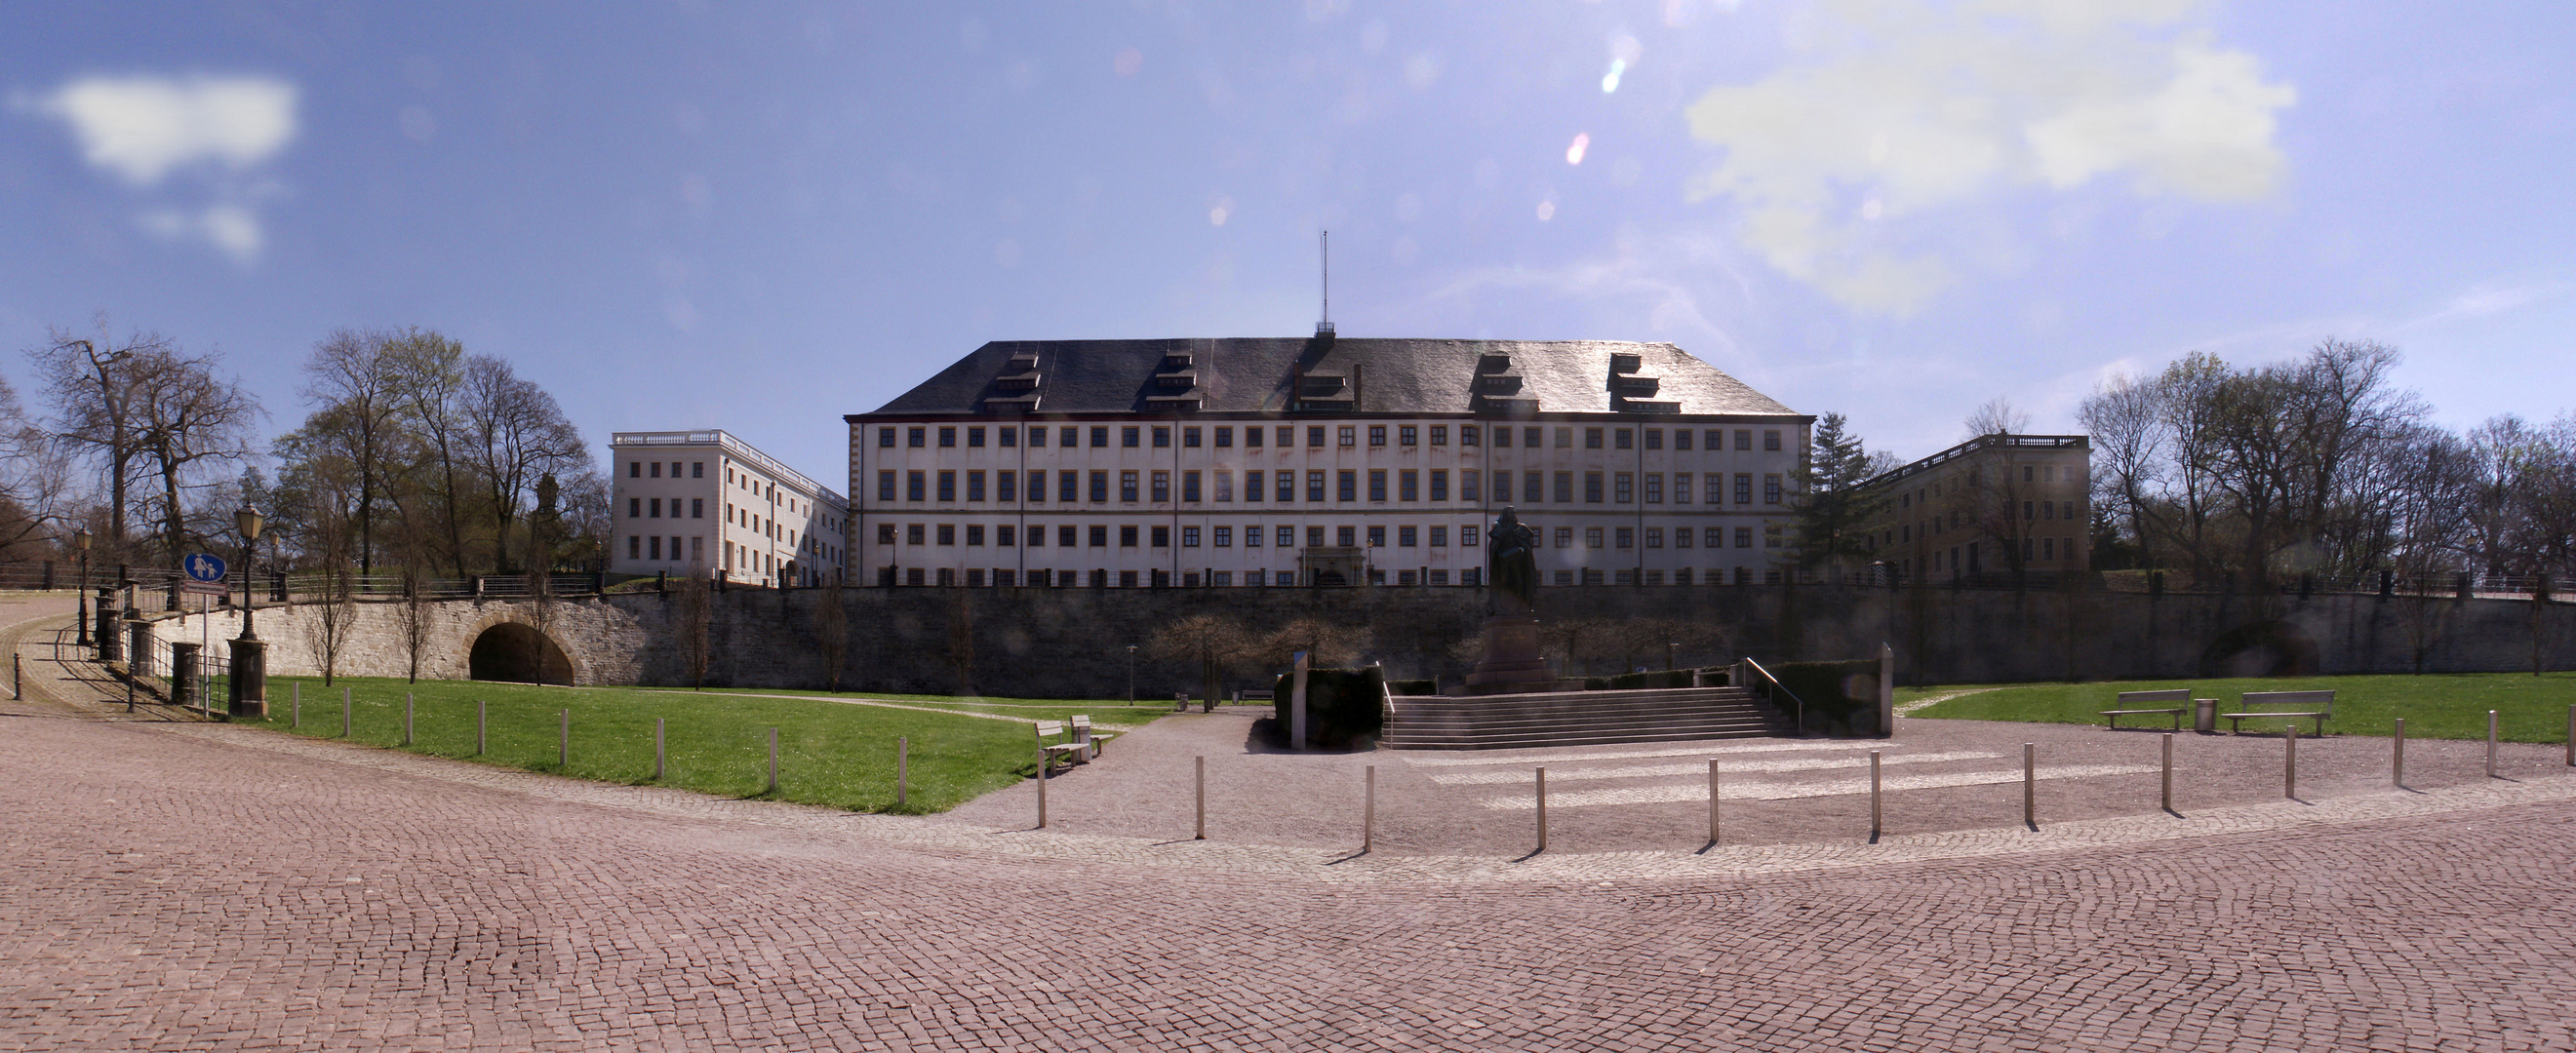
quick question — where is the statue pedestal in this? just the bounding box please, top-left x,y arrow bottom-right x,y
1466,613 -> 1554,689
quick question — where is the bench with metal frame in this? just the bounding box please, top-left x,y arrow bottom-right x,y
2222,690 -> 2336,735
1034,720 -> 1088,772
2101,688 -> 2191,730
1069,715 -> 1116,760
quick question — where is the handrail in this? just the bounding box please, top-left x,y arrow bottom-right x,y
1739,656 -> 1805,733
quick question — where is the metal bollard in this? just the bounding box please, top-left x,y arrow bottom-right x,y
2285,726 -> 2298,800
558,710 -> 569,767
895,736 -> 908,806
1707,759 -> 1721,846
342,687 -> 351,738
2487,710 -> 2499,779
2022,743 -> 2036,829
654,717 -> 664,779
1037,755 -> 1049,829
12,651 -> 19,700
2567,705 -> 2573,767
404,692 -> 414,747
292,682 -> 300,730
1533,766 -> 1548,854
1364,765 -> 1376,853
2394,718 -> 2406,788
768,727 -> 779,794
1868,751 -> 1882,839
1194,756 -> 1207,840
2160,733 -> 2175,813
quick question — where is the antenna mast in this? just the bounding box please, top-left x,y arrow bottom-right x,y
1317,230 -> 1333,335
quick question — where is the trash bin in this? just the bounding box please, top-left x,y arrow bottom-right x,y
2194,698 -> 2218,733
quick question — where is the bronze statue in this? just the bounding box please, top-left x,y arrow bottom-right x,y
1488,507 -> 1538,613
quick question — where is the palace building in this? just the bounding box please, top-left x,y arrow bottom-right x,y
608,430 -> 849,587
1858,433 -> 2092,583
843,332 -> 1814,589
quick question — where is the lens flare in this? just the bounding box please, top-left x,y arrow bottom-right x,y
1602,58 -> 1626,94
1565,133 -> 1590,166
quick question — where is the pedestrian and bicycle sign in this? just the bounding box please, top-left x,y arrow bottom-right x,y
181,553 -> 229,594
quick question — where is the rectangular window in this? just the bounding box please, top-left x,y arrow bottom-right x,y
998,525 -> 1015,546
1764,430 -> 1784,451
1281,472 -> 1298,502
1423,526 -> 1445,547
1183,426 -> 1201,448
997,471 -> 1016,502
627,534 -> 640,559
1091,470 -> 1110,503
1460,471 -> 1479,502
1090,526 -> 1110,547
1214,526 -> 1232,547
688,498 -> 702,519
1123,471 -> 1142,502
1645,474 -> 1663,504
1309,425 -> 1327,447
1121,425 -> 1140,448
1554,527 -> 1574,549
907,471 -> 928,502
878,427 -> 896,448
1341,426 -> 1358,447
1671,527 -> 1687,549
1764,474 -> 1783,504
1000,427 -> 1016,448
966,471 -> 985,502
936,471 -> 956,502
1090,425 -> 1110,448
650,535 -> 662,559
966,525 -> 984,546
628,497 -> 642,519
1584,427 -> 1604,449
877,523 -> 895,545
1151,526 -> 1169,547
1181,526 -> 1202,547
629,461 -> 641,478
1585,472 -> 1605,504
936,524 -> 955,545
1303,470 -> 1324,502
878,470 -> 896,501
1397,470 -> 1418,501
967,426 -> 985,448
1398,526 -> 1417,547
1428,470 -> 1447,502
1363,526 -> 1382,547
1055,426 -> 1073,448
1494,426 -> 1512,448
1645,429 -> 1662,451
1282,526 -> 1298,547
1027,426 -> 1045,448
1152,426 -> 1170,448
1399,425 -> 1417,446
1243,470 -> 1260,502
1061,525 -> 1080,547
651,462 -> 662,479
1151,470 -> 1170,502
1673,473 -> 1690,504
907,524 -> 926,545
1673,429 -> 1692,451
1430,425 -> 1447,446
1214,426 -> 1232,448
1735,429 -> 1753,450
1616,526 -> 1635,549
1462,525 -> 1480,546
1521,426 -> 1538,448
1459,425 -> 1477,446
1615,428 -> 1633,450
906,426 -> 926,448
1368,425 -> 1387,446
1241,426 -> 1259,448
1369,470 -> 1389,502
1734,474 -> 1753,504
1585,527 -> 1605,549
1613,473 -> 1632,503
1059,470 -> 1079,503
1735,526 -> 1754,548
1025,525 -> 1044,547
1241,525 -> 1257,547
1335,470 -> 1357,502
938,426 -> 956,448
1551,471 -> 1572,504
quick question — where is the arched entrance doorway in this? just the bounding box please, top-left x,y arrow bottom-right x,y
469,623 -> 575,684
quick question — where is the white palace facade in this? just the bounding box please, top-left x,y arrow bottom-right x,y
843,332 -> 1814,589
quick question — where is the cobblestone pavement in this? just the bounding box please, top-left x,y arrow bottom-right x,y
9,619 -> 2576,1050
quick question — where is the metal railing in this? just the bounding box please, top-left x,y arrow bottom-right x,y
1737,656 -> 1804,733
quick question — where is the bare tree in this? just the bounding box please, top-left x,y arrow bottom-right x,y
1250,617 -> 1369,672
674,570 -> 714,689
129,346 -> 261,565
400,571 -> 429,683
27,324 -> 160,551
299,329 -> 408,576
303,541 -> 358,687
389,331 -> 472,575
1148,613 -> 1250,705
460,355 -> 590,573
1962,396 -> 2031,438
810,583 -> 848,691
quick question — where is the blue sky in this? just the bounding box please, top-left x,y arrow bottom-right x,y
4,1 -> 2572,487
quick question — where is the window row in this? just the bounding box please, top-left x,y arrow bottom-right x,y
877,468 -> 1787,506
878,566 -> 1775,587
628,460 -> 705,479
879,423 -> 1790,452
872,522 -> 1490,549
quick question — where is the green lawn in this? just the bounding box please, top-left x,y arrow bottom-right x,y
1906,673 -> 2576,742
243,677 -> 1161,813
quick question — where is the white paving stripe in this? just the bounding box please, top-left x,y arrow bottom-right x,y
1403,740 -> 1896,767
1425,751 -> 2003,785
1478,763 -> 2162,809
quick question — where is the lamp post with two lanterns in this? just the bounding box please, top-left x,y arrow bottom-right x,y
226,506 -> 267,719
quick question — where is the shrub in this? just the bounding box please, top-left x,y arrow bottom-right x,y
1270,666 -> 1387,749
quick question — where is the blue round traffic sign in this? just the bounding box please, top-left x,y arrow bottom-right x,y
183,553 -> 227,583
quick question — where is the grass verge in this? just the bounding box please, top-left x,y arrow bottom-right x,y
240,677 -> 1160,813
1907,672 -> 2576,741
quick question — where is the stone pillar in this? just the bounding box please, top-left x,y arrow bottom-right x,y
170,642 -> 200,711
127,622 -> 153,679
95,589 -> 121,663
1878,642 -> 1895,738
227,637 -> 267,719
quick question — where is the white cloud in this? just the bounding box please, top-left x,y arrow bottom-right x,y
1684,0 -> 2293,314
21,73 -> 297,264
30,74 -> 297,185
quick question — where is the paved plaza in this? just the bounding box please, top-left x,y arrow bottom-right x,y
5,606 -> 2576,1050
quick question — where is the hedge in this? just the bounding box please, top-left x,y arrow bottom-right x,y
1763,659 -> 1884,736
1270,667 -> 1387,749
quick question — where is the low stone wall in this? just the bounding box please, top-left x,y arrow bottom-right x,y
131,583 -> 2575,699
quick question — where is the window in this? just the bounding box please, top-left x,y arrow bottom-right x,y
1240,525 -> 1256,547
1494,426 -> 1512,448
1397,470 -> 1418,501
2025,500 -> 2036,521
1243,470 -> 1260,502
1764,474 -> 1783,504
1183,471 -> 1202,502
1241,426 -> 1260,448
692,498 -> 704,519
1148,471 -> 1169,502
1213,526 -> 1232,547
937,471 -> 956,502
908,470 -> 930,502
1027,427 -> 1045,448
1308,425 -> 1327,447
1338,470 -> 1358,502
1585,427 -> 1604,449
1335,426 -> 1356,447
966,525 -> 984,546
1553,471 -> 1573,503
2064,500 -> 2075,521
649,535 -> 662,559
1613,473 -> 1633,503
1765,524 -> 1784,548
1363,526 -> 1383,547
1284,472 -> 1300,502
967,426 -> 985,448
1555,526 -> 1574,549
1428,470 -> 1447,502
1734,474 -> 1753,504
1459,425 -> 1477,446
936,524 -> 956,545
1152,426 -> 1169,448
1430,425 -> 1447,446
1122,470 -> 1141,502
1401,425 -> 1418,446
1460,471 -> 1479,502
628,497 -> 642,519
878,470 -> 896,501
997,526 -> 1015,546
1669,527 -> 1685,549
1000,427 -> 1016,448
1463,525 -> 1480,546
629,461 -> 642,479
1060,426 -> 1078,447
1673,473 -> 1690,504
1368,425 -> 1386,447
1183,426 -> 1201,448
1121,426 -> 1140,448
1644,430 -> 1662,451
908,524 -> 927,545
1645,474 -> 1663,504
1585,527 -> 1605,549
998,472 -> 1016,502
1059,470 -> 1078,503
937,426 -> 956,448
1214,426 -> 1231,448
1616,527 -> 1634,549
1369,470 -> 1388,501
1091,470 -> 1110,503
1674,430 -> 1692,451
1090,525 -> 1109,547
1182,526 -> 1202,547
877,523 -> 895,545
1615,428 -> 1633,450
1398,526 -> 1417,546
878,428 -> 896,448
1764,430 -> 1782,451
1061,525 -> 1079,547
651,462 -> 662,479
1526,426 -> 1544,448
966,471 -> 985,502
1306,470 -> 1326,502
1091,426 -> 1110,448
1585,472 -> 1605,504
1150,526 -> 1169,547
1281,526 -> 1298,547
1735,429 -> 1753,450
1735,526 -> 1753,548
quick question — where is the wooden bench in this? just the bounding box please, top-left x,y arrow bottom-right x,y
2100,689 -> 2191,730
1238,689 -> 1276,704
1069,715 -> 1116,760
2222,690 -> 2335,735
1034,721 -> 1087,771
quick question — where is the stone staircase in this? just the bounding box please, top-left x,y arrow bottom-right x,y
1381,686 -> 1795,751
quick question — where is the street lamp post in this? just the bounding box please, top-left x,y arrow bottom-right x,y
73,529 -> 93,647
1127,644 -> 1137,702
227,506 -> 268,719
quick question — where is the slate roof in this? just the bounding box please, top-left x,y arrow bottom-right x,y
856,336 -> 1803,419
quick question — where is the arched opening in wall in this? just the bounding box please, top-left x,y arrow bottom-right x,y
469,623 -> 575,684
2200,620 -> 2319,679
